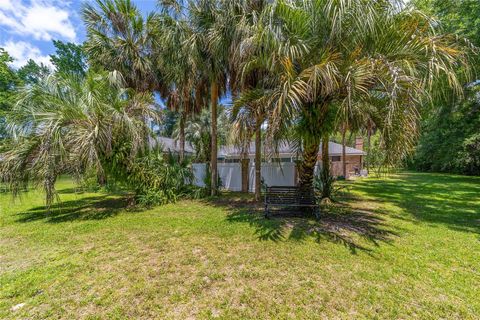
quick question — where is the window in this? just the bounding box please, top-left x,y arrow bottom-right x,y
331,156 -> 341,162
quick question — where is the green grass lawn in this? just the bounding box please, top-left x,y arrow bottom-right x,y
1,172 -> 479,319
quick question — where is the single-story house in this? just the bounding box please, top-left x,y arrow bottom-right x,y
149,136 -> 195,155
219,138 -> 366,177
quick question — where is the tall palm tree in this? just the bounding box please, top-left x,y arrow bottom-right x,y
159,17 -> 202,161
0,71 -> 157,207
187,0 -> 239,195
229,108 -> 254,193
238,0 -> 471,196
230,0 -> 270,200
230,95 -> 264,196
163,0 -> 270,198
232,93 -> 267,199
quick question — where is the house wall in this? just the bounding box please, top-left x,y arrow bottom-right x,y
192,162 -> 296,191
219,153 -> 364,178
328,155 -> 362,177
192,156 -> 363,192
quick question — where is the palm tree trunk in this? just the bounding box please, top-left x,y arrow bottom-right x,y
97,171 -> 107,186
322,135 -> 330,175
179,113 -> 185,162
210,81 -> 219,196
366,124 -> 372,172
321,134 -> 331,199
241,154 -> 249,193
254,114 -> 262,201
298,136 -> 321,191
342,125 -> 347,178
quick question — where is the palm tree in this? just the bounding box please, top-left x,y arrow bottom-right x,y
238,0 -> 471,197
83,0 -> 163,93
173,107 -> 228,163
187,0 -> 239,195
230,0 -> 270,200
156,4 -> 207,161
229,111 -> 254,193
83,0 -> 167,151
0,71 -> 157,207
161,0 -> 269,198
230,98 -> 261,195
232,94 -> 267,199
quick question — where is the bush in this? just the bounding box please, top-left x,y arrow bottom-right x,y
459,133 -> 480,175
75,169 -> 102,192
136,189 -> 177,206
313,170 -> 346,203
127,151 -> 200,206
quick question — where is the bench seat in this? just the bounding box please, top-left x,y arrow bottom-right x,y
264,186 -> 319,218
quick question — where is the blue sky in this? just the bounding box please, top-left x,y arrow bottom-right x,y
0,0 -> 158,68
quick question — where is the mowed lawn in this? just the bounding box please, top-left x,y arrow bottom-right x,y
1,172 -> 479,319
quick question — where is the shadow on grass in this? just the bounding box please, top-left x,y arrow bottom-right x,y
57,187 -> 88,195
15,195 -> 133,223
208,195 -> 398,255
351,172 -> 480,237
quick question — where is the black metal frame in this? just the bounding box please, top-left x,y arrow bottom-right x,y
264,186 -> 320,219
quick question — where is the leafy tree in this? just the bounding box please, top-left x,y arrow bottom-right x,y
413,84 -> 480,175
410,0 -> 480,175
50,40 -> 88,75
0,49 -> 20,139
461,133 -> 480,175
414,0 -> 480,46
17,59 -> 50,85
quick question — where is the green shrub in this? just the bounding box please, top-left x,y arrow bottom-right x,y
313,171 -> 346,203
127,151 -> 203,206
75,169 -> 102,192
136,189 -> 177,206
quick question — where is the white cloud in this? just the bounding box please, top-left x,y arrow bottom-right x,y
0,0 -> 14,10
0,0 -> 76,42
1,40 -> 53,69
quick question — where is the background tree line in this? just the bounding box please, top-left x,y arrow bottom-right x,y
408,0 -> 480,175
